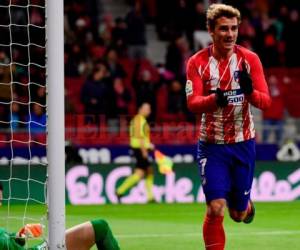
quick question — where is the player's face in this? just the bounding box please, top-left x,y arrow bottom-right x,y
141,103 -> 151,117
209,16 -> 238,54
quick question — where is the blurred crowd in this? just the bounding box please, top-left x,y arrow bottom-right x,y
0,0 -> 46,132
155,0 -> 300,67
0,0 -> 300,144
64,0 -> 193,122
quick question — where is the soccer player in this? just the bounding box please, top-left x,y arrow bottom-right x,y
0,219 -> 120,250
186,4 -> 271,250
116,102 -> 155,202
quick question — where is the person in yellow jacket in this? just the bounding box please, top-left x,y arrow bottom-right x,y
116,102 -> 155,202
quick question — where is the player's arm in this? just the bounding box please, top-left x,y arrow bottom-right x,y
242,54 -> 271,110
186,58 -> 220,113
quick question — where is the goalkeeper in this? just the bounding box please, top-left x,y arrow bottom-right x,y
0,219 -> 120,250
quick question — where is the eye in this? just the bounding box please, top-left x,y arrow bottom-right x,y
219,26 -> 228,31
231,26 -> 238,31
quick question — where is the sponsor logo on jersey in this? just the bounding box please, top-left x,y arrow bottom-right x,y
224,89 -> 245,105
185,80 -> 193,96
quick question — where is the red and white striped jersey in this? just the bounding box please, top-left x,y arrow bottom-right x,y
186,45 -> 271,144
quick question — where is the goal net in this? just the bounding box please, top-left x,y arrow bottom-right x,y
0,0 -> 65,248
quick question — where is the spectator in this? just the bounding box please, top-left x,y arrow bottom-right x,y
98,13 -> 114,47
10,102 -> 21,131
111,77 -> 132,117
262,25 -> 280,67
165,35 -> 191,81
155,0 -> 174,40
65,51 -> 79,77
132,62 -> 158,121
35,86 -> 46,106
283,9 -> 300,67
99,13 -> 114,36
27,103 -> 46,133
238,16 -> 256,48
65,43 -> 86,76
111,17 -> 128,56
191,1 -> 209,50
125,0 -> 147,59
192,1 -> 207,31
259,13 -> 280,67
105,47 -> 127,79
80,61 -> 113,118
156,78 -> 188,122
172,0 -> 194,48
29,85 -> 46,107
74,16 -> 92,47
0,51 -> 13,128
167,79 -> 186,115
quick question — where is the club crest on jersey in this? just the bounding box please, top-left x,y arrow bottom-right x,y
185,80 -> 193,96
233,70 -> 240,82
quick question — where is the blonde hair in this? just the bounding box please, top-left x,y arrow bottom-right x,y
206,4 -> 241,30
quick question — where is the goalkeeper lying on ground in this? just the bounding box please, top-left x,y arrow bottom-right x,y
0,219 -> 120,250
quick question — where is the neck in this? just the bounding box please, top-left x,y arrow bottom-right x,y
212,45 -> 234,60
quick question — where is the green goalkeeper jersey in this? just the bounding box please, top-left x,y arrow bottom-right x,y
0,228 -> 24,250
0,228 -> 46,250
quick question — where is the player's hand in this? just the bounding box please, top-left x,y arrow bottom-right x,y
239,62 -> 253,95
18,223 -> 43,238
215,88 -> 228,107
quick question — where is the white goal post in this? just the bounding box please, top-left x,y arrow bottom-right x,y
0,0 -> 65,248
46,0 -> 65,249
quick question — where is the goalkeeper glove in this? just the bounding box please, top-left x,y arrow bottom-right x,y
18,223 -> 43,238
239,62 -> 253,95
214,88 -> 228,107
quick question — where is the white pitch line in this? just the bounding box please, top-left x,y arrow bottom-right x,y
117,230 -> 300,239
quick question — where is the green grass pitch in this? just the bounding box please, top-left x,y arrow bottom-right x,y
1,202 -> 300,249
